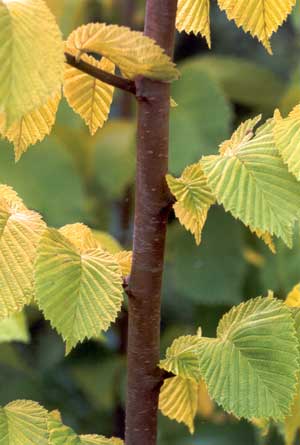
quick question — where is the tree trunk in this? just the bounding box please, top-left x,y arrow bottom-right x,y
125,1 -> 178,444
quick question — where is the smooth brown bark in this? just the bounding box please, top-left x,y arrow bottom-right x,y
125,1 -> 178,444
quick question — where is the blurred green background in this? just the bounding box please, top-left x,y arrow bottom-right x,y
1,0 -> 300,444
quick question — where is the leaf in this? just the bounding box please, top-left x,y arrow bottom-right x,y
170,63 -> 232,173
160,335 -> 202,382
217,0 -> 296,54
35,224 -> 124,353
0,312 -> 29,344
48,411 -> 123,445
198,297 -> 299,419
48,410 -> 79,445
0,0 -> 64,126
114,251 -> 132,277
286,283 -> 300,307
283,383 -> 300,445
65,23 -> 179,81
0,400 -> 48,445
80,435 -> 123,445
64,55 -> 115,136
0,186 -> 46,320
176,0 -> 211,47
273,106 -> 300,180
0,93 -> 61,161
159,375 -> 198,434
201,116 -> 300,247
166,162 -> 215,245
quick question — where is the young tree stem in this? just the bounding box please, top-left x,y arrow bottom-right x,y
125,1 -> 178,444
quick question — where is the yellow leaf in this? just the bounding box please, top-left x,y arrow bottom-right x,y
114,251 -> 132,277
159,376 -> 214,434
217,0 -> 296,54
0,93 -> 61,161
243,247 -> 265,268
176,0 -> 211,47
60,223 -> 98,253
284,383 -> 300,445
253,229 -> 276,254
66,23 -> 179,81
174,202 -> 208,245
286,284 -> 300,307
0,0 -> 64,126
64,54 -> 115,135
159,376 -> 198,434
166,162 -> 215,245
197,379 -> 214,419
0,186 -> 46,320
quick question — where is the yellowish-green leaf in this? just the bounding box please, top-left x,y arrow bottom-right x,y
198,297 -> 299,420
64,54 -> 115,135
166,162 -> 215,245
66,23 -> 179,82
80,436 -> 123,445
273,106 -> 300,180
201,116 -> 300,247
48,410 -> 80,445
0,93 -> 61,161
0,0 -> 64,126
217,0 -> 296,54
35,224 -> 123,353
0,186 -> 46,320
159,375 -> 198,434
0,312 -> 29,344
0,400 -> 48,445
160,335 -> 202,382
286,283 -> 300,307
176,0 -> 211,47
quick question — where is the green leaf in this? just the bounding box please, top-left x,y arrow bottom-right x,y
0,312 -> 29,344
160,335 -> 202,382
202,116 -> 300,247
170,64 -> 232,173
35,224 -> 124,353
273,106 -> 300,180
0,0 -> 64,126
198,297 -> 299,419
0,400 -> 48,445
80,436 -> 123,445
48,410 -> 79,445
166,162 -> 215,245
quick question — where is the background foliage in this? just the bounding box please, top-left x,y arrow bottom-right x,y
1,0 -> 300,444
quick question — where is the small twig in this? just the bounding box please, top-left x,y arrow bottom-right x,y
65,52 -> 137,96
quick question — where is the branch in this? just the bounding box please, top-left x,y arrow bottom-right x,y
65,52 -> 137,96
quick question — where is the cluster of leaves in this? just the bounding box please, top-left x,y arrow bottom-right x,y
0,400 -> 122,445
159,287 -> 300,445
1,0 -> 300,443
